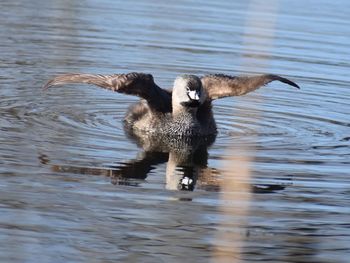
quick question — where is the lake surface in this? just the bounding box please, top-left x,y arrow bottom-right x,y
1,0 -> 349,262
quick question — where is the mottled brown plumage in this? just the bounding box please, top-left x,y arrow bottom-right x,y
44,72 -> 299,136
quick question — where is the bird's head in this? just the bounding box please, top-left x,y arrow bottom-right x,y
172,75 -> 206,112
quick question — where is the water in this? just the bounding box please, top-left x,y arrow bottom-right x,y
1,0 -> 349,262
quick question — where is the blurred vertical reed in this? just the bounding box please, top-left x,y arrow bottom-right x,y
212,1 -> 279,262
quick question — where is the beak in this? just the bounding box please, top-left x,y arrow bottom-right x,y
188,90 -> 200,101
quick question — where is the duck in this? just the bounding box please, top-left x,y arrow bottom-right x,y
44,72 -> 299,137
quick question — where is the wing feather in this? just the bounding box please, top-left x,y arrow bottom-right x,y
201,74 -> 300,100
43,72 -> 172,113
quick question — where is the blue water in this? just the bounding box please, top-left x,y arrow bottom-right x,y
1,0 -> 349,262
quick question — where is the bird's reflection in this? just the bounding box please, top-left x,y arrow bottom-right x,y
41,130 -> 290,192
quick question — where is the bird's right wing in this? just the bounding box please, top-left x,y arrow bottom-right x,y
43,72 -> 172,113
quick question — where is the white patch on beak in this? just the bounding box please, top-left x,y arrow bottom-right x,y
188,90 -> 200,101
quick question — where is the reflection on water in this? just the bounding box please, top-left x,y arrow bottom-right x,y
1,0 -> 350,262
43,132 -> 288,193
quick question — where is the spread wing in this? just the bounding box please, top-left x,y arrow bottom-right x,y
201,74 -> 300,101
43,72 -> 172,113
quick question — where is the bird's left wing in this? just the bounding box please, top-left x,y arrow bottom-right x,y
201,74 -> 300,101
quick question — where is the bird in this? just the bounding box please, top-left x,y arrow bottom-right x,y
43,72 -> 299,137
